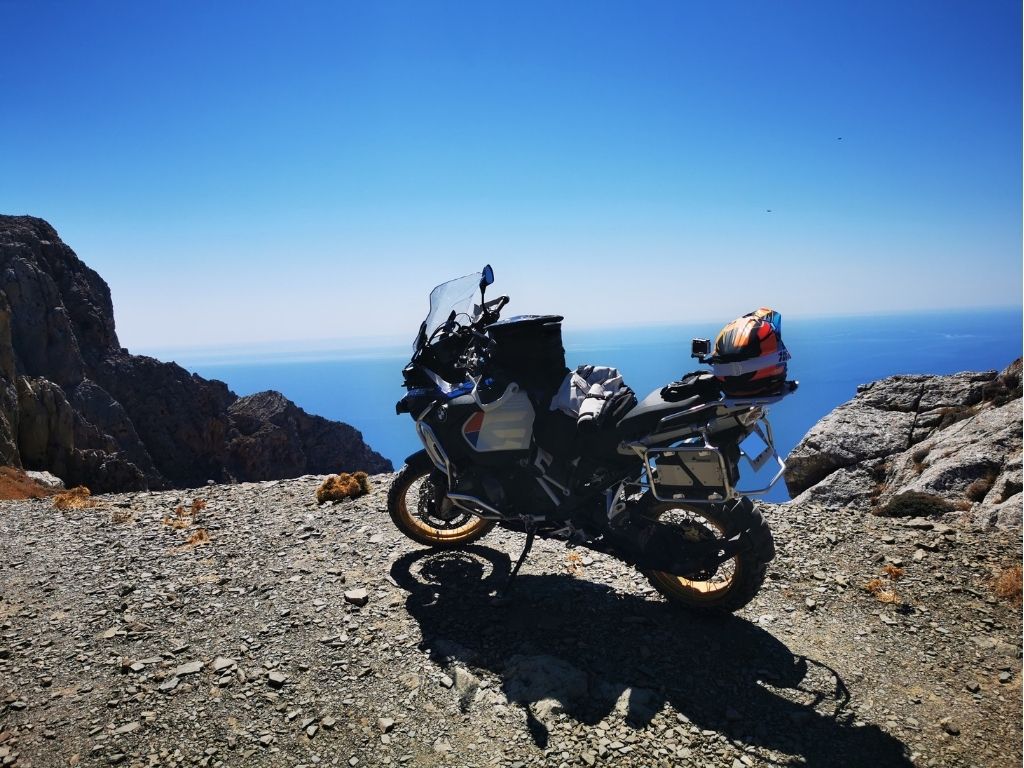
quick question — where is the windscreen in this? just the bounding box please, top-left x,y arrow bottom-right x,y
417,271 -> 483,348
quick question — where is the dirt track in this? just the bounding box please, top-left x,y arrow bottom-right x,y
1,475 -> 1020,767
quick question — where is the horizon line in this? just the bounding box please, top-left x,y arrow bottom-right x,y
134,304 -> 1023,367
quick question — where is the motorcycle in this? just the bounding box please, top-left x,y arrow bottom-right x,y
389,266 -> 797,612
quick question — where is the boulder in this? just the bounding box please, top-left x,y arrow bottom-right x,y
786,360 -> 1022,528
24,470 -> 64,489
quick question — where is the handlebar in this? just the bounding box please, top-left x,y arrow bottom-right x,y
480,295 -> 509,326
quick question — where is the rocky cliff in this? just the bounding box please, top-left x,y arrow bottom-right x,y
785,359 -> 1022,527
0,215 -> 391,491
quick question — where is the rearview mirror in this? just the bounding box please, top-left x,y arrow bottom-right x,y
481,264 -> 494,287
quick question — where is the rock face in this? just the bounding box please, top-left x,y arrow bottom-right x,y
0,215 -> 391,491
785,360 -> 1022,527
226,390 -> 389,480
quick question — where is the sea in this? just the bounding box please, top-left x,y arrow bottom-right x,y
157,309 -> 1021,503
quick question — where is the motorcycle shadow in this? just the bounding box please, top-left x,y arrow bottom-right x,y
389,545 -> 913,768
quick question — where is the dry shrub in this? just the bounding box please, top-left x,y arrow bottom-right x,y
991,565 -> 1023,604
186,528 -> 210,547
566,551 -> 584,576
937,404 -> 976,429
910,446 -> 930,475
875,491 -> 955,518
868,482 -> 887,507
316,471 -> 371,505
162,499 -> 204,529
53,486 -> 94,510
162,499 -> 196,528
981,360 -> 1023,407
110,508 -> 134,524
883,564 -> 904,581
865,566 -> 905,605
965,474 -> 996,503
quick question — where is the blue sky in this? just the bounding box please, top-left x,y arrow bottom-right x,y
2,1 -> 1020,350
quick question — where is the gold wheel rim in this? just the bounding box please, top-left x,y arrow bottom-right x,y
399,472 -> 490,544
647,508 -> 739,602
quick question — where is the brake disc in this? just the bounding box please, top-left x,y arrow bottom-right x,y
416,474 -> 473,529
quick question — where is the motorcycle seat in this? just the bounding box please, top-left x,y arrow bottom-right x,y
616,386 -> 720,439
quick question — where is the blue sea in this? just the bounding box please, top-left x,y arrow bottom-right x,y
159,309 -> 1021,502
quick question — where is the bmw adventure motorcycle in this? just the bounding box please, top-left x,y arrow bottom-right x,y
389,267 -> 797,611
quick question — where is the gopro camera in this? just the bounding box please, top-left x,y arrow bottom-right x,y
691,338 -> 711,359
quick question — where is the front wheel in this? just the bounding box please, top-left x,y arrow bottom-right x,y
387,451 -> 496,549
639,497 -> 774,613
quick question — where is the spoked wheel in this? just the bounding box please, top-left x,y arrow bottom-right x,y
639,498 -> 773,613
387,451 -> 495,549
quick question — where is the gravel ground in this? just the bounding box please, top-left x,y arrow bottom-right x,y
1,474 -> 1020,768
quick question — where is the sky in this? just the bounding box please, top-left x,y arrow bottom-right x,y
1,1 -> 1021,351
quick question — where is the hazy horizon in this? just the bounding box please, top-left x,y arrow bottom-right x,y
2,1 -> 1020,349
137,305 -> 1023,369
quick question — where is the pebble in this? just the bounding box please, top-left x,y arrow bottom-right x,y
268,671 -> 288,689
904,518 -> 935,530
344,588 -> 369,606
172,661 -> 204,676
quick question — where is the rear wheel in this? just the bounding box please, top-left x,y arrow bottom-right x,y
387,451 -> 496,548
639,498 -> 773,613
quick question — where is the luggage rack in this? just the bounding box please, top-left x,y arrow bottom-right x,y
624,383 -> 796,505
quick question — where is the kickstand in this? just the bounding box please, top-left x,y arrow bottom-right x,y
494,529 -> 535,601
